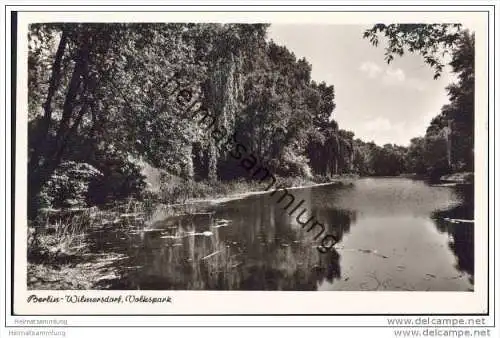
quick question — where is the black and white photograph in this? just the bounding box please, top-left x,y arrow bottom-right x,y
5,5 -> 496,326
25,21 -> 476,292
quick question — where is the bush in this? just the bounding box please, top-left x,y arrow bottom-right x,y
87,158 -> 147,205
271,148 -> 313,178
39,161 -> 103,209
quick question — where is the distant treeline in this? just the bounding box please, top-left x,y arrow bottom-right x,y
27,23 -> 474,215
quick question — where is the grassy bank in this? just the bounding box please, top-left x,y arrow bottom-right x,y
28,202 -> 149,289
158,174 -> 355,204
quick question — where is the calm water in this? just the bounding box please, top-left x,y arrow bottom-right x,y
88,177 -> 474,291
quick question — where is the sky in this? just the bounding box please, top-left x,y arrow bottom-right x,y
267,24 -> 455,147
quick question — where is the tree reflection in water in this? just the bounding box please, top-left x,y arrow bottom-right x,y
88,185 -> 357,290
84,179 -> 473,291
431,184 -> 474,284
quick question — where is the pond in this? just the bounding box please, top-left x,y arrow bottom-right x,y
87,177 -> 474,291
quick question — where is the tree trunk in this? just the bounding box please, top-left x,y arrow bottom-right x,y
29,35 -> 92,218
29,29 -> 68,174
208,141 -> 218,182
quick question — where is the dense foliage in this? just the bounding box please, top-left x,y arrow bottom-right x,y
28,23 -> 474,217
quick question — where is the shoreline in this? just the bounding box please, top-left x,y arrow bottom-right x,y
439,172 -> 474,185
180,178 -> 354,206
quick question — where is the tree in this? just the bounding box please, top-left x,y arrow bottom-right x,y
29,24 -> 116,214
28,23 -> 207,214
444,31 -> 474,171
406,137 -> 427,174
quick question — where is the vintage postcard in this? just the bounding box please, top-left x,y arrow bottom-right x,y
4,5 -> 495,327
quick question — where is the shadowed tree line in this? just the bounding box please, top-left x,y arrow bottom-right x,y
27,23 -> 474,217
